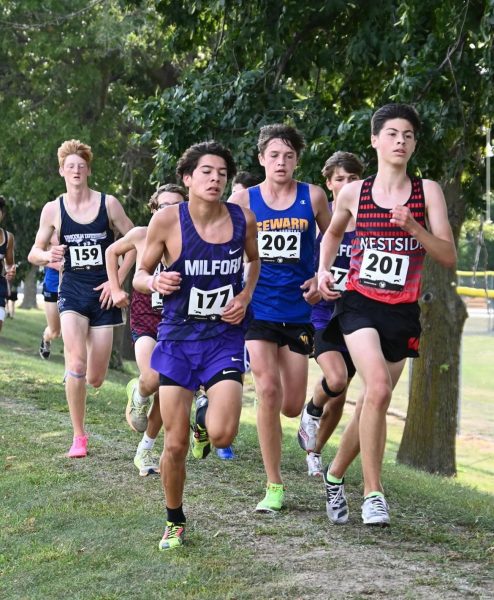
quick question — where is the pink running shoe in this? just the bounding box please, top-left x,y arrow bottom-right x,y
67,434 -> 88,458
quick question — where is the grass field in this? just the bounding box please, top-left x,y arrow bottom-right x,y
1,309 -> 493,599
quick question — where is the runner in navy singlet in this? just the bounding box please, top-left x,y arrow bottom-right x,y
133,141 -> 259,551
297,152 -> 363,482
106,184 -> 187,477
0,196 -> 16,334
229,124 -> 331,513
318,104 -> 456,526
39,232 -> 62,360
28,139 -> 134,458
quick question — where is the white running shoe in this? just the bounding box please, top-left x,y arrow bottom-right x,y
125,378 -> 151,433
306,452 -> 323,477
323,468 -> 349,524
361,495 -> 390,527
297,405 -> 320,451
134,447 -> 160,477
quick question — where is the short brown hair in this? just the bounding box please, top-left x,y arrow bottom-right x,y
321,151 -> 364,180
371,103 -> 421,136
148,183 -> 187,211
257,124 -> 305,157
57,139 -> 93,168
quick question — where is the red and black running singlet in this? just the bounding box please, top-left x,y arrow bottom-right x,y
346,175 -> 426,304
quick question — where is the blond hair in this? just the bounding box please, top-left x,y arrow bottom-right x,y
57,139 -> 93,168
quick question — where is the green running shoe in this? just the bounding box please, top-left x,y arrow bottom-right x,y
255,483 -> 285,513
191,424 -> 211,459
158,521 -> 185,551
134,447 -> 160,477
125,378 -> 151,433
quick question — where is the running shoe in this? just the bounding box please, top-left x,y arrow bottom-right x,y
361,495 -> 390,527
323,468 -> 348,524
306,452 -> 323,477
255,483 -> 285,513
297,404 -> 320,451
134,447 -> 160,477
191,424 -> 211,459
67,434 -> 88,458
39,336 -> 51,360
125,378 -> 151,433
216,446 -> 235,460
158,521 -> 185,551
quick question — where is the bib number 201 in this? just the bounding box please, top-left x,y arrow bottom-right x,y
359,249 -> 409,291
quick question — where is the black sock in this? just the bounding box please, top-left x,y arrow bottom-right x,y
167,505 -> 186,524
196,404 -> 207,429
307,398 -> 323,418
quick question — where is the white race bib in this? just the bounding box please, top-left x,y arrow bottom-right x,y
330,266 -> 349,292
151,263 -> 163,309
151,291 -> 163,309
188,284 -> 234,320
258,231 -> 301,263
69,244 -> 103,269
359,249 -> 409,291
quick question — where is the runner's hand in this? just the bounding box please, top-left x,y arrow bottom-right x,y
301,276 -> 321,305
153,271 -> 181,296
318,269 -> 341,301
94,280 -> 113,309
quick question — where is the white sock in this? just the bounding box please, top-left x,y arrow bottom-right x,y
135,385 -> 149,405
138,433 -> 155,452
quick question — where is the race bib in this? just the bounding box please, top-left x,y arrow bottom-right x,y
188,284 -> 234,320
151,291 -> 163,309
330,266 -> 349,292
359,249 -> 409,291
69,244 -> 103,269
258,231 -> 301,263
151,263 -> 163,309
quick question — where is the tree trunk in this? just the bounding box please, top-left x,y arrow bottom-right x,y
397,259 -> 467,474
109,324 -> 124,371
19,265 -> 38,309
397,178 -> 467,475
108,267 -> 135,369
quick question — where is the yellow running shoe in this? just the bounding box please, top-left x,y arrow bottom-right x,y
255,483 -> 285,513
158,521 -> 185,550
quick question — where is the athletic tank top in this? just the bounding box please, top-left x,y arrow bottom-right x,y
312,228 -> 355,330
156,202 -> 247,341
44,266 -> 60,293
131,263 -> 164,317
249,182 -> 316,322
59,194 -> 114,287
347,175 -> 426,304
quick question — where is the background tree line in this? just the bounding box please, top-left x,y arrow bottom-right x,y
0,0 -> 492,475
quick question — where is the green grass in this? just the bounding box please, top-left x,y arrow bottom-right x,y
1,309 -> 493,599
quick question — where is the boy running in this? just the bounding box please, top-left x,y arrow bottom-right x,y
230,124 -> 331,512
106,183 -> 187,476
133,141 -> 259,550
318,104 -> 456,526
298,152 -> 363,478
28,139 -> 134,458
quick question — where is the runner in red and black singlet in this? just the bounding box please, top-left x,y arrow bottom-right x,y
347,174 -> 426,304
317,104 -> 456,527
106,184 -> 187,477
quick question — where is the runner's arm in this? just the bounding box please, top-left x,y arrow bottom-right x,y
390,179 -> 456,268
28,202 -> 66,266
